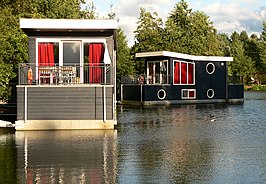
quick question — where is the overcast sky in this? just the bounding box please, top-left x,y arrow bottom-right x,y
87,0 -> 266,46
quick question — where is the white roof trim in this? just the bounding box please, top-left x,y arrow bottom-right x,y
136,51 -> 233,62
20,18 -> 118,30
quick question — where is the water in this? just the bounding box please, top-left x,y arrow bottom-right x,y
0,91 -> 265,183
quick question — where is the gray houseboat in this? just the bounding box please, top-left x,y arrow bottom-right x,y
121,51 -> 244,105
16,19 -> 118,130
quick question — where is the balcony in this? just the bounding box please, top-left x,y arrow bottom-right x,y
18,63 -> 112,85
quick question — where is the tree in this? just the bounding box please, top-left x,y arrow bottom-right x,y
164,0 -> 222,55
257,22 -> 266,75
116,28 -> 135,97
229,38 -> 254,82
134,7 -> 164,52
117,28 -> 134,79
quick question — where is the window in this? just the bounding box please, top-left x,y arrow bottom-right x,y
181,89 -> 196,99
147,60 -> 168,84
207,89 -> 215,98
36,38 -> 108,84
206,62 -> 215,74
174,60 -> 195,85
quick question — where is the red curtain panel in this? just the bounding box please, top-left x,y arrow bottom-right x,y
38,43 -> 54,66
181,62 -> 187,84
188,63 -> 194,84
174,62 -> 180,84
89,43 -> 104,84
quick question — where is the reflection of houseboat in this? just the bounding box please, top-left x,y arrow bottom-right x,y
16,19 -> 117,130
16,131 -> 117,183
121,51 -> 244,105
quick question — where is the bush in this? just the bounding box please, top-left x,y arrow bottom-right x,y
251,85 -> 266,91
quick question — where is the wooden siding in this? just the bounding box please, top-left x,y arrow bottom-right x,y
17,86 -> 113,121
228,84 -> 244,99
17,87 -> 25,120
195,61 -> 226,99
122,85 -> 141,101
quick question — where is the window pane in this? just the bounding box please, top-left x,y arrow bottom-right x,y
188,63 -> 194,84
182,90 -> 188,98
181,63 -> 187,84
174,62 -> 180,84
155,62 -> 160,84
63,42 -> 80,65
148,63 -> 153,84
161,62 -> 167,84
189,90 -> 195,98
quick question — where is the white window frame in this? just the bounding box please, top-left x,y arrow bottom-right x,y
173,60 -> 195,85
146,60 -> 169,85
181,89 -> 196,99
35,37 -> 107,83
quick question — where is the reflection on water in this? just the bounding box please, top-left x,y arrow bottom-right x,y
15,130 -> 117,184
116,91 -> 266,183
0,91 -> 265,183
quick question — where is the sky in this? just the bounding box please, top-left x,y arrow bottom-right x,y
86,0 -> 266,46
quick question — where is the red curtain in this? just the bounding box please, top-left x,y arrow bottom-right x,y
38,43 -> 54,66
181,62 -> 187,84
174,62 -> 180,84
188,63 -> 194,84
189,90 -> 195,98
89,43 -> 104,84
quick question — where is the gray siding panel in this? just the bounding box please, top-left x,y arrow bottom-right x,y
28,37 -> 36,64
17,87 -> 25,120
17,86 -> 113,121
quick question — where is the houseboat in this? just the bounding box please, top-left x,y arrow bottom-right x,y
15,19 -> 118,130
121,51 -> 244,105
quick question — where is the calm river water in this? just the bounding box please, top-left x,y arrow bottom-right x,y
0,91 -> 265,184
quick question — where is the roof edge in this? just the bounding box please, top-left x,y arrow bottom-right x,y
20,18 -> 118,30
135,51 -> 233,62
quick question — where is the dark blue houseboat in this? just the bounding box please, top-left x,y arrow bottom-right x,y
121,51 -> 244,105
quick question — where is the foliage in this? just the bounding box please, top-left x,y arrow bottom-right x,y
117,28 -> 134,80
247,85 -> 266,91
134,8 -> 164,52
164,0 -> 223,55
116,28 -> 135,98
229,39 -> 254,81
0,0 -> 86,101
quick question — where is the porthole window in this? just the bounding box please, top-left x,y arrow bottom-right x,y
157,89 -> 166,100
206,63 -> 215,74
207,89 -> 215,99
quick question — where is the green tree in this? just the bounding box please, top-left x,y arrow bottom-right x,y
229,38 -> 254,82
116,28 -> 135,97
257,22 -> 266,75
134,7 -> 164,52
164,0 -> 222,55
117,28 -> 134,80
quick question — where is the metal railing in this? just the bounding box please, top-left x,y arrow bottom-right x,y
18,63 -> 112,85
121,74 -> 170,85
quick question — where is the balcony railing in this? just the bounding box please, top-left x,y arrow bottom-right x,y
18,63 -> 112,85
121,74 -> 170,85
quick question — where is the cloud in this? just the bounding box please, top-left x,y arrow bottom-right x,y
202,1 -> 265,36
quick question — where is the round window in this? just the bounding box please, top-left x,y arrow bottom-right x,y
157,89 -> 166,100
206,63 -> 215,74
207,89 -> 215,99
